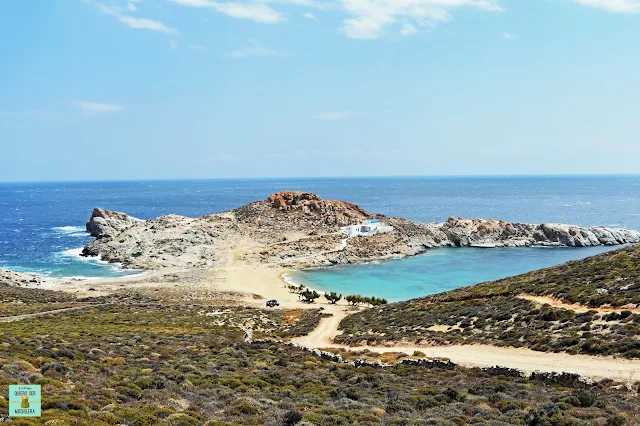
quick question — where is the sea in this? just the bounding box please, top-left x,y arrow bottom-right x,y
1,176 -> 638,299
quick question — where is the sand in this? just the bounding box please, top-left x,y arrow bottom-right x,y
518,294 -> 640,314
292,311 -> 640,384
16,264 -> 332,310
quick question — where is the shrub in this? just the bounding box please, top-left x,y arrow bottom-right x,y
324,292 -> 342,304
300,290 -> 320,303
282,410 -> 303,426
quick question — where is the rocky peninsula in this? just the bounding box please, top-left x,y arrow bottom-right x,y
80,191 -> 640,271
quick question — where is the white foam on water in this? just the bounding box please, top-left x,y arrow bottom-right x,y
57,247 -> 90,260
281,272 -> 299,287
63,276 -> 102,281
52,247 -> 150,279
52,226 -> 86,234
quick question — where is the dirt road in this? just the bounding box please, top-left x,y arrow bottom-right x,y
292,308 -> 640,384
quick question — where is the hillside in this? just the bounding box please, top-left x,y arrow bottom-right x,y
336,245 -> 640,358
1,283 -> 638,425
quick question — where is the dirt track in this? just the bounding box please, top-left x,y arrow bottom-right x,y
0,304 -> 103,323
517,294 -> 640,314
292,310 -> 640,384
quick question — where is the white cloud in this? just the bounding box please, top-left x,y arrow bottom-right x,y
224,40 -> 282,58
190,44 -> 207,49
127,2 -> 137,11
401,23 -> 417,35
340,0 -> 503,39
313,110 -> 366,120
263,150 -> 308,159
169,0 -> 287,23
502,32 -> 516,40
96,2 -> 180,35
168,0 -> 507,39
73,101 -> 126,114
573,0 -> 640,13
119,15 -> 180,34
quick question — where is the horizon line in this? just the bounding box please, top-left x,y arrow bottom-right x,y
1,173 -> 640,185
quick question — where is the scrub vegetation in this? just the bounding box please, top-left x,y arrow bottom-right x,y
1,297 -> 639,425
0,281 -> 93,318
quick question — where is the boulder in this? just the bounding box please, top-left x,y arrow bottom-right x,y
86,208 -> 140,238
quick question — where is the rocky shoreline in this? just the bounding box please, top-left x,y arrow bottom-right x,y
79,191 -> 640,271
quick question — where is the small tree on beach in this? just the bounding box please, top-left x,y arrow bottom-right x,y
301,290 -> 320,303
345,294 -> 387,306
372,297 -> 388,306
324,292 -> 342,304
346,295 -> 365,306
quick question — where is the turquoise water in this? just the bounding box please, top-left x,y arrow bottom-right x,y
290,246 -> 621,302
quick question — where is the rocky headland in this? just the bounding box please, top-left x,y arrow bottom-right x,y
80,191 -> 640,271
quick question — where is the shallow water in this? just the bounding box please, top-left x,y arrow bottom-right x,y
290,246 -> 621,302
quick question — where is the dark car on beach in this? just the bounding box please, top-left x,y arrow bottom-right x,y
266,299 -> 279,308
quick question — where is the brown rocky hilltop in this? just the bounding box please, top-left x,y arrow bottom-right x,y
80,191 -> 640,270
266,191 -> 369,226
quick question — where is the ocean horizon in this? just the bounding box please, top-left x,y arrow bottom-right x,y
2,173 -> 639,185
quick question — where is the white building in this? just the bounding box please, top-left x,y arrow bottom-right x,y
342,219 -> 394,237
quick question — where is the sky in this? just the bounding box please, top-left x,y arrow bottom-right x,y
0,0 -> 639,182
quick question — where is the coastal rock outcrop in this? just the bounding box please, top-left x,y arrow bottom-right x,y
436,217 -> 640,248
78,191 -> 640,270
85,208 -> 139,238
267,191 -> 370,226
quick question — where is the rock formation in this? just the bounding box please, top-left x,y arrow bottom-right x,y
437,217 -> 640,248
79,191 -> 640,270
86,208 -> 140,238
266,191 -> 369,226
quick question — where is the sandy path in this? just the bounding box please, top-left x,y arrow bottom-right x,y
292,307 -> 351,347
0,304 -> 104,323
293,309 -> 640,384
518,294 -> 640,314
337,344 -> 640,383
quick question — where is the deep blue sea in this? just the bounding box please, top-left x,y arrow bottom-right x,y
1,176 -> 638,298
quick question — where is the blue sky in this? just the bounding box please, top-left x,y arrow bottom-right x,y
1,0 -> 639,181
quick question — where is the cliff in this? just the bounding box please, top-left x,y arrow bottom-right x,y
80,191 -> 640,270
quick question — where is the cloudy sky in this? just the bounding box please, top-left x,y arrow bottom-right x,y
1,0 -> 639,181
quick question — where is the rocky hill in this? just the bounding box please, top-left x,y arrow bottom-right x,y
80,191 -> 640,270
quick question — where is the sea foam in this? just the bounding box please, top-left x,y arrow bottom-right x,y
52,226 -> 88,237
